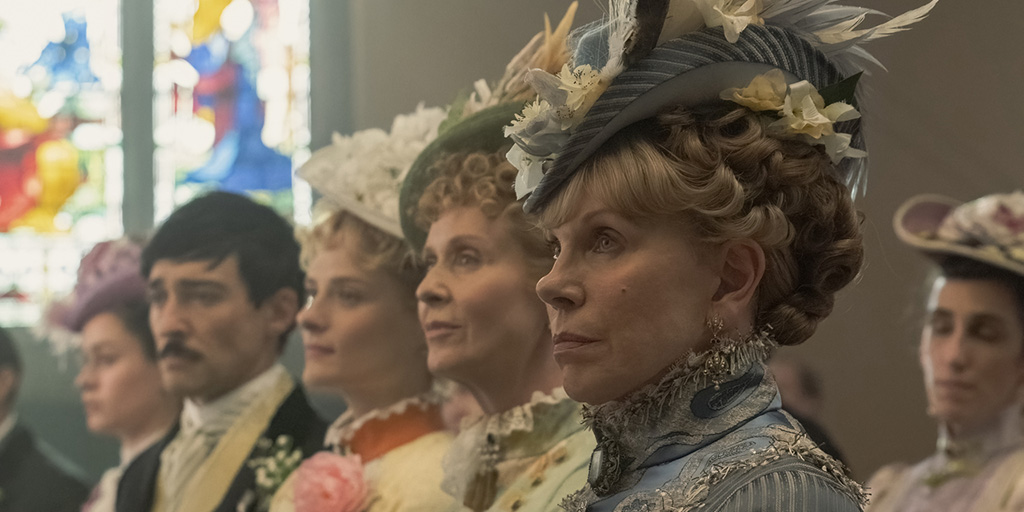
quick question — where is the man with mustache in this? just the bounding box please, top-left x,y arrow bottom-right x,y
117,192 -> 326,512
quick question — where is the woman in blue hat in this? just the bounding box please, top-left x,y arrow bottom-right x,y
505,0 -> 937,510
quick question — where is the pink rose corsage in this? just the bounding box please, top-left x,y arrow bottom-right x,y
294,452 -> 368,512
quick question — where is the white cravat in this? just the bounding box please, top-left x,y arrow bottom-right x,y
158,365 -> 288,511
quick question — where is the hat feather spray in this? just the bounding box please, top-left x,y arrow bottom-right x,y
506,0 -> 938,209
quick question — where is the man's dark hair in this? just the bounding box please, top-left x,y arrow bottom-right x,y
107,301 -> 158,361
141,191 -> 304,345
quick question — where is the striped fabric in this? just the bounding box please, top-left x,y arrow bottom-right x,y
701,457 -> 863,512
525,24 -> 861,214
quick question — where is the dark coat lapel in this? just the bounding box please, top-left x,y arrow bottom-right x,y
115,423 -> 178,512
116,386 -> 326,512
215,385 -> 327,512
0,424 -> 90,512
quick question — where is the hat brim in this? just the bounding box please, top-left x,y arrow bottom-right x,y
399,102 -> 524,251
893,194 -> 1024,278
525,24 -> 857,214
326,194 -> 404,240
60,270 -> 147,332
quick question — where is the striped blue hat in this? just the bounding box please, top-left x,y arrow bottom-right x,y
506,0 -> 938,214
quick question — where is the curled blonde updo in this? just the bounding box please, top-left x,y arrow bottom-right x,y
416,150 -> 553,279
540,106 -> 864,346
297,205 -> 422,307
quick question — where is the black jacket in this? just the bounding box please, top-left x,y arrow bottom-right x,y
115,386 -> 326,512
0,423 -> 90,512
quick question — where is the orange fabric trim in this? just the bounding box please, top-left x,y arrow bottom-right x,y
346,403 -> 446,463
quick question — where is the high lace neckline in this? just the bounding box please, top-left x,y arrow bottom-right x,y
937,403 -> 1024,463
583,334 -> 778,496
919,401 -> 1024,488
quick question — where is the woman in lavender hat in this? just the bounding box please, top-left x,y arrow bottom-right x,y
45,239 -> 181,512
868,192 -> 1024,511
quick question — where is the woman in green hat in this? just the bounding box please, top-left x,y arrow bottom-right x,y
401,6 -> 596,511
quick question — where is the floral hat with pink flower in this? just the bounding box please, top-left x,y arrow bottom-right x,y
39,238 -> 147,354
506,0 -> 939,213
894,192 -> 1024,278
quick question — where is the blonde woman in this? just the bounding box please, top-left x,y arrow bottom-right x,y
504,0 -> 935,509
269,106 -> 454,511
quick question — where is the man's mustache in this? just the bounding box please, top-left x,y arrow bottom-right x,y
159,338 -> 202,361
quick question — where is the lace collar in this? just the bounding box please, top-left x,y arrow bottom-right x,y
324,386 -> 445,450
935,401 -> 1024,465
584,334 -> 778,496
440,387 -> 583,501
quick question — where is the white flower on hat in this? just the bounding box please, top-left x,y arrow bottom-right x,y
769,80 -> 860,139
558,64 -> 602,112
939,192 -> 1024,250
298,103 -> 447,235
507,145 -> 550,200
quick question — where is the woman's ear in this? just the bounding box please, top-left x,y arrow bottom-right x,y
711,239 -> 765,328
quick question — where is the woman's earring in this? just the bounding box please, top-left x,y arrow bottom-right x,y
703,315 -> 730,390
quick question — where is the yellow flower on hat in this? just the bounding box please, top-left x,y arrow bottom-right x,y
719,68 -> 787,112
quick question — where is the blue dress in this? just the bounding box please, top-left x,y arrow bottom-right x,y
561,351 -> 865,512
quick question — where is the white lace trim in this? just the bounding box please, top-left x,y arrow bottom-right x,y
324,385 -> 445,449
440,386 -> 572,500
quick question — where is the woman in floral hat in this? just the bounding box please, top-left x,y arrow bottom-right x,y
267,106 -> 455,512
867,192 -> 1024,511
44,239 -> 181,512
504,0 -> 936,510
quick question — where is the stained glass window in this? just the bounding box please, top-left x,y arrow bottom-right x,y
153,0 -> 312,223
0,1 -> 123,325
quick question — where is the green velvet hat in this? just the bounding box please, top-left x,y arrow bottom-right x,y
398,102 -> 525,252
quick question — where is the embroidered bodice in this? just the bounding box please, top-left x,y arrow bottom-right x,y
442,387 -> 594,511
867,403 -> 1024,512
563,340 -> 864,512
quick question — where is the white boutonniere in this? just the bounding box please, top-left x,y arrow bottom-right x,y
241,435 -> 303,512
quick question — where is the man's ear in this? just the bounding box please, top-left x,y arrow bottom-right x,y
711,239 -> 765,328
260,288 -> 301,341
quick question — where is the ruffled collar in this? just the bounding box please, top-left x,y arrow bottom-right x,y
325,387 -> 445,462
938,403 -> 1024,462
921,402 -> 1024,487
441,387 -> 583,501
584,333 -> 778,496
